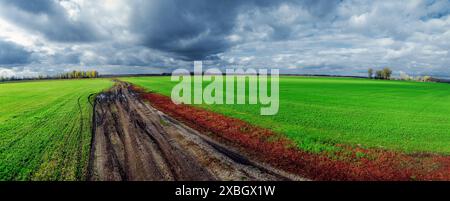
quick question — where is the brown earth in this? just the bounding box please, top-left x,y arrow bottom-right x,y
87,82 -> 305,181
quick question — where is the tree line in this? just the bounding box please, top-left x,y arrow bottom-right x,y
367,67 -> 434,82
57,70 -> 99,79
367,68 -> 392,80
0,70 -> 99,82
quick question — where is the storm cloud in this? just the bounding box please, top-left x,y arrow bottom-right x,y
0,0 -> 449,77
130,0 -> 342,60
0,40 -> 31,65
0,0 -> 101,42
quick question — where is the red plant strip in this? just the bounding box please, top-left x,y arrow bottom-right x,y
131,85 -> 450,181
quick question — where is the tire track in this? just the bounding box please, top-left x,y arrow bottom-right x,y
88,82 -> 306,181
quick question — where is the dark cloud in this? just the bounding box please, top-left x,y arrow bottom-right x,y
0,0 -> 100,42
1,0 -> 56,14
130,0 -> 243,60
301,0 -> 342,18
0,0 -> 343,62
0,40 -> 31,65
50,50 -> 82,65
130,0 -> 342,60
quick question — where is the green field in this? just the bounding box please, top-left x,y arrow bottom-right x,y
122,76 -> 450,154
0,79 -> 112,180
1,76 -> 450,180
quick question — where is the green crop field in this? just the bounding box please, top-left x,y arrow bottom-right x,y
0,79 -> 112,181
2,76 -> 449,181
122,76 -> 450,154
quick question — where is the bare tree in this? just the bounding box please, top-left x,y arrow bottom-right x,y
368,68 -> 374,79
375,70 -> 383,79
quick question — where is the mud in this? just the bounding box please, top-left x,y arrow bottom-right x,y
88,82 -> 305,181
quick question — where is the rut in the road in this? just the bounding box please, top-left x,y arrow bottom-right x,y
88,82 -> 303,181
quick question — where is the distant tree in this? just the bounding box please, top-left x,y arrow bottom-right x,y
368,68 -> 374,79
382,67 -> 392,80
375,70 -> 383,79
0,70 -> 100,82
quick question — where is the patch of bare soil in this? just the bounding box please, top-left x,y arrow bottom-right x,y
87,82 -> 305,181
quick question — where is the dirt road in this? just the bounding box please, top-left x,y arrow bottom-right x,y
88,82 -> 304,181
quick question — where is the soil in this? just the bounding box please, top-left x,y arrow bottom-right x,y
87,82 -> 305,181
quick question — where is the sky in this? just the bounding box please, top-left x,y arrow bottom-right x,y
0,0 -> 450,78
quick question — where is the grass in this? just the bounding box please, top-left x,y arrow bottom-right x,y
121,76 -> 450,154
2,76 -> 449,180
0,79 -> 112,181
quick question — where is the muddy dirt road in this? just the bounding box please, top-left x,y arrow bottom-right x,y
88,82 -> 305,181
